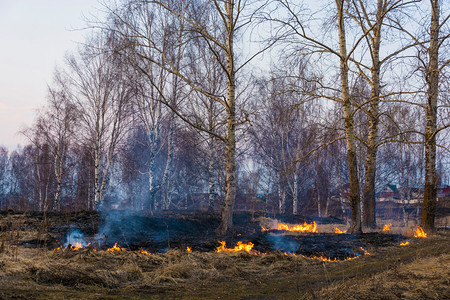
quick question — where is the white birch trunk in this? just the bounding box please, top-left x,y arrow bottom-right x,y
421,0 -> 440,231
336,0 -> 362,233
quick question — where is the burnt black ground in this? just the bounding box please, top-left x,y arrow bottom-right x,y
1,209 -> 409,259
6,210 -> 407,259
1,210 -> 449,299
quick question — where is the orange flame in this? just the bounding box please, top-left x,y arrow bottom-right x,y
186,246 -> 192,252
55,242 -> 91,251
139,248 -> 152,255
70,241 -> 83,251
360,247 -> 370,255
335,227 -> 346,234
262,221 -> 317,233
400,241 -> 410,246
382,224 -> 392,232
306,255 -> 359,262
344,256 -> 359,261
311,256 -> 338,262
107,243 -> 123,252
414,227 -> 427,238
216,241 -> 254,253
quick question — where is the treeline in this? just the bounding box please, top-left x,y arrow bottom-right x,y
1,0 -> 448,233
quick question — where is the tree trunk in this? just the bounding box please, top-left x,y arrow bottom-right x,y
362,145 -> 377,228
421,0 -> 439,232
361,0 -> 384,230
208,138 -> 216,211
218,0 -> 237,234
93,143 -> 101,209
219,114 -> 236,233
53,151 -> 64,211
293,172 -> 298,215
161,115 -> 175,210
336,0 -> 362,233
317,192 -> 321,218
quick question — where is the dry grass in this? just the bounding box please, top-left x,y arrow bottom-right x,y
0,244 -> 312,293
0,237 -> 448,299
0,213 -> 448,299
320,253 -> 450,299
436,215 -> 450,228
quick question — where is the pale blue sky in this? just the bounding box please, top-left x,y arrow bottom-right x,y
0,0 -> 99,149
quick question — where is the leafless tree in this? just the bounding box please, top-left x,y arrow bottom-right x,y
249,63 -> 317,215
103,0 -> 271,233
262,0 -> 369,232
420,0 -> 449,231
345,0 -> 422,229
0,147 -> 9,209
65,37 -> 132,209
32,71 -> 78,211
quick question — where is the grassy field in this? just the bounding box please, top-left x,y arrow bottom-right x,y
0,212 -> 448,299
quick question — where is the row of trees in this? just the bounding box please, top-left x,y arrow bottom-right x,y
1,0 -> 448,233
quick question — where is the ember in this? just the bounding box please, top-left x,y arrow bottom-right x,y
400,241 -> 410,246
216,241 -> 254,253
186,246 -> 192,252
360,247 -> 370,255
139,249 -> 152,255
334,227 -> 346,234
414,227 -> 427,238
70,242 -> 83,251
307,255 -> 359,262
55,241 -> 90,251
107,243 -> 124,252
262,221 -> 317,233
310,256 -> 339,262
382,224 -> 392,232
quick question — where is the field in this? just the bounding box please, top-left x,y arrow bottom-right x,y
0,210 -> 448,299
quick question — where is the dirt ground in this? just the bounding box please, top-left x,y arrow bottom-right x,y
0,210 -> 448,299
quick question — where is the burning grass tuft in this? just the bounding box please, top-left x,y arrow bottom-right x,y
216,241 -> 255,253
334,227 -> 347,234
0,212 -> 448,299
414,226 -> 428,238
262,221 -> 318,233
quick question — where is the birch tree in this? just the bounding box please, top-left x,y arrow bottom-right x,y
421,0 -> 449,231
35,72 -> 77,211
66,40 -> 131,209
346,0 -> 427,229
382,0 -> 449,230
104,0 -> 268,233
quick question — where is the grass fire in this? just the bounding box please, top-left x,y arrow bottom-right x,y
414,226 -> 428,238
261,221 -> 318,233
0,211 -> 448,299
1,0 -> 449,298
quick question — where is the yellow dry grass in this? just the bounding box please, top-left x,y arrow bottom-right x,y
320,253 -> 450,300
0,244 -> 311,292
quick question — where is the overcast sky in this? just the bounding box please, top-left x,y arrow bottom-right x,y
0,0 -> 100,150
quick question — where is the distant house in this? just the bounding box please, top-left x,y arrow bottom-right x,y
437,185 -> 450,198
234,193 -> 267,212
378,184 -> 399,202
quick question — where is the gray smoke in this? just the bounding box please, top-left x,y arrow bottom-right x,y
267,234 -> 299,253
64,229 -> 89,247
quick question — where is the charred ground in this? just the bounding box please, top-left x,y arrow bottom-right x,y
0,210 -> 448,299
